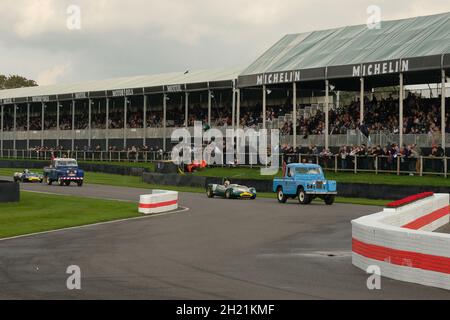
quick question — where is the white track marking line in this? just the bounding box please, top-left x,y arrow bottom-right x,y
0,204 -> 189,242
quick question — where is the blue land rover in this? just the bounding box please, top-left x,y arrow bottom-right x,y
273,163 -> 337,205
43,158 -> 84,187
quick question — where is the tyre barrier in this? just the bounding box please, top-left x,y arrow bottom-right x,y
138,190 -> 179,214
352,193 -> 450,290
0,180 -> 20,203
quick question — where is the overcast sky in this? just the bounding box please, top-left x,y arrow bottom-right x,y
1,0 -> 449,86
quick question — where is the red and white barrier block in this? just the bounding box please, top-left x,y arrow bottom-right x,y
139,190 -> 178,214
352,193 -> 450,290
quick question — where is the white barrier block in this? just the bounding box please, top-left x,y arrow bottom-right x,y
139,190 -> 179,214
351,193 -> 450,291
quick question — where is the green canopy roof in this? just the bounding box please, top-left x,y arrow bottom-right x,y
0,67 -> 242,103
239,12 -> 450,87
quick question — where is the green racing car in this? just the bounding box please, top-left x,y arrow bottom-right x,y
206,179 -> 257,200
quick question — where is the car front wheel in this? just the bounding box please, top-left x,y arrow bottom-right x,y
277,187 -> 288,203
324,195 -> 335,205
298,188 -> 310,205
206,187 -> 214,198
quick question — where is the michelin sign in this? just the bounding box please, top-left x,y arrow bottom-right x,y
352,59 -> 409,77
256,70 -> 301,85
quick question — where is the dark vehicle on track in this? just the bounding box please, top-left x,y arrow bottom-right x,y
13,169 -> 43,183
206,179 -> 257,199
273,163 -> 337,205
43,158 -> 84,187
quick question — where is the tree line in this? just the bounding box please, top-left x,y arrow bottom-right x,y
0,75 -> 37,90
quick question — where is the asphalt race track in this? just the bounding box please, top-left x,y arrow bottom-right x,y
0,180 -> 449,299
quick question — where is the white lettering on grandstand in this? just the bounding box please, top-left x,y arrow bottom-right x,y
112,89 -> 133,97
74,92 -> 87,99
256,71 -> 300,85
2,98 -> 12,104
32,96 -> 50,102
166,85 -> 182,92
352,59 -> 409,77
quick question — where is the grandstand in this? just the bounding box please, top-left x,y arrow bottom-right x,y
0,12 -> 449,159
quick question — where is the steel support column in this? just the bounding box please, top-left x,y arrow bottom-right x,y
0,104 -> 3,152
163,93 -> 167,151
26,103 -> 30,150
105,98 -> 109,151
360,77 -> 364,124
232,83 -> 236,130
399,73 -> 404,148
123,97 -> 127,149
71,100 -> 75,151
143,95 -> 147,147
56,100 -> 60,147
325,80 -> 330,150
185,92 -> 189,128
262,85 -> 267,129
41,102 -> 44,146
13,104 -> 17,150
236,89 -> 241,129
293,82 -> 297,148
88,99 -> 92,148
208,90 -> 212,126
442,69 -> 446,154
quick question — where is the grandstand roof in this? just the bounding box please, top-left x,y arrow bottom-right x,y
0,67 -> 242,103
238,12 -> 450,88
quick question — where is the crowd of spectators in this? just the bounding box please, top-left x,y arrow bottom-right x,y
277,93 -> 449,137
280,141 -> 446,173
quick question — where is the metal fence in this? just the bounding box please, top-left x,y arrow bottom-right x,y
0,149 -> 171,163
282,153 -> 448,177
0,149 -> 449,177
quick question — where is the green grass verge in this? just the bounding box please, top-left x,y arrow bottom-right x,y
0,192 -> 140,239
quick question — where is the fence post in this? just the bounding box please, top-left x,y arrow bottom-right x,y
444,157 -> 447,178
375,156 -> 378,175
354,155 -> 357,174
397,156 -> 400,176
419,156 -> 423,177
334,155 -> 338,173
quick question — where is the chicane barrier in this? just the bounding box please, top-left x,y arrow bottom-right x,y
139,190 -> 178,214
352,193 -> 450,290
0,180 -> 20,203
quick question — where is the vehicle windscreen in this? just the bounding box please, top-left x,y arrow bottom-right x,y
295,167 -> 322,175
56,160 -> 78,167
